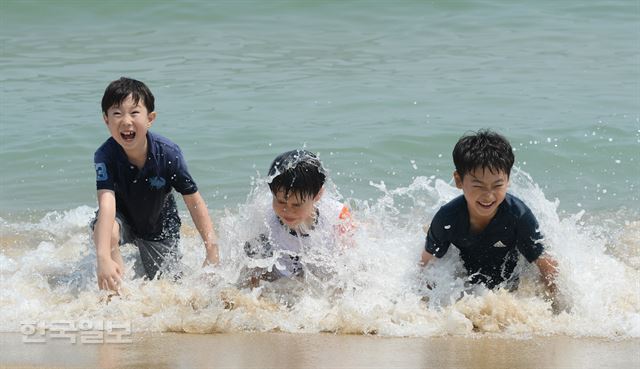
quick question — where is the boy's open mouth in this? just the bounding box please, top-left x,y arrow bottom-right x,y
121,131 -> 136,141
478,201 -> 495,209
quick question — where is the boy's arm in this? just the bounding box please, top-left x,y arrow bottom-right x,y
420,249 -> 435,267
516,208 -> 559,295
183,191 -> 219,266
94,189 -> 123,290
420,220 -> 449,267
535,253 -> 558,294
419,237 -> 438,291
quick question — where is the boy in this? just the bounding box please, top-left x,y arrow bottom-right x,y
92,77 -> 219,291
420,130 -> 558,292
243,149 -> 352,283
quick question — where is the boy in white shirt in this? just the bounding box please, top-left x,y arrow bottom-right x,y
244,150 -> 352,284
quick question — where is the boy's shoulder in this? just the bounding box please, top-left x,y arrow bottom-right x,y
430,195 -> 467,231
318,197 -> 348,218
94,137 -> 120,160
147,131 -> 182,153
500,193 -> 535,219
316,197 -> 352,231
438,195 -> 467,217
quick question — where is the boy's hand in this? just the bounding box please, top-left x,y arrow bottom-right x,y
202,243 -> 220,267
97,256 -> 123,291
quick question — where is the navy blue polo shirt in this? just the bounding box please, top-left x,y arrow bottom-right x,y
94,132 -> 198,240
425,193 -> 545,289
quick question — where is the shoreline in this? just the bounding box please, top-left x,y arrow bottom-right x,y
1,332 -> 638,369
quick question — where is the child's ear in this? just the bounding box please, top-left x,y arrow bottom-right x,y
313,186 -> 325,202
453,171 -> 463,189
102,113 -> 109,125
147,111 -> 157,128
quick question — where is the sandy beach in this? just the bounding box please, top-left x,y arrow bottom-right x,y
1,332 -> 638,369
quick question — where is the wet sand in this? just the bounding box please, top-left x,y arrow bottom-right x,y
1,332 -> 639,369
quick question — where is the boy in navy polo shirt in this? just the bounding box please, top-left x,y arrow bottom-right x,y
92,77 -> 219,291
420,130 -> 558,293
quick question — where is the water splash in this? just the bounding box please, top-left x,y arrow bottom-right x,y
1,171 -> 638,337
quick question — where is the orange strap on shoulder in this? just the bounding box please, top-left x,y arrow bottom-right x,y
337,205 -> 354,235
339,205 -> 351,220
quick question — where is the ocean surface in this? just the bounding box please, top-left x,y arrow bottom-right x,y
0,0 -> 638,338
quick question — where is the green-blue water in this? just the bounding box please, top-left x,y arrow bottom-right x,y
1,0 -> 638,217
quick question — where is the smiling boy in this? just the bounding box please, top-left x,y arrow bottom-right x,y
92,77 -> 218,291
420,130 -> 558,292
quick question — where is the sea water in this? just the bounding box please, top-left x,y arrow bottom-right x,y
0,0 -> 638,337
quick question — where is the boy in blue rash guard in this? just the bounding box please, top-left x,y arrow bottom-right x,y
92,77 -> 219,291
420,130 -> 558,292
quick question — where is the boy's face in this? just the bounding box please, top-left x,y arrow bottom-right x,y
272,189 -> 323,230
103,94 -> 156,155
454,167 -> 509,226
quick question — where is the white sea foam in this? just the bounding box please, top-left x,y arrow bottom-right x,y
1,171 -> 638,338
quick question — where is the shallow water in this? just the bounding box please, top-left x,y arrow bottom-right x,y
0,0 -> 638,338
1,173 -> 638,338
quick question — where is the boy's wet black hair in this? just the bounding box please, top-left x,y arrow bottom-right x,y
101,77 -> 155,114
452,129 -> 515,179
268,149 -> 326,200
